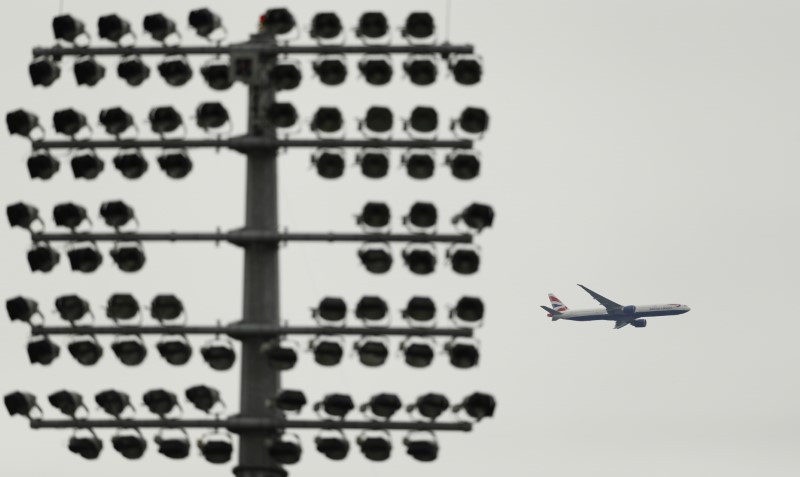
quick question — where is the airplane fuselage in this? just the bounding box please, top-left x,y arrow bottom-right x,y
553,304 -> 690,322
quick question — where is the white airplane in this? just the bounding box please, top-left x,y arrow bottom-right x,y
541,284 -> 691,329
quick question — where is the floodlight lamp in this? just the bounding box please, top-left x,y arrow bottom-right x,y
310,12 -> 342,41
361,106 -> 393,135
262,8 -> 296,35
407,106 -> 438,135
451,55 -> 483,85
95,390 -> 132,417
201,338 -> 236,370
404,431 -> 439,462
4,391 -> 40,418
67,245 -> 103,273
355,338 -> 389,367
117,56 -> 150,86
446,150 -> 480,179
451,296 -> 485,323
275,389 -> 306,412
359,56 -> 393,85
312,296 -> 346,323
158,151 -> 193,179
6,109 -> 41,138
403,296 -> 436,322
98,14 -> 133,44
71,151 -> 105,179
53,202 -> 88,229
53,108 -> 89,137
99,107 -> 134,136
144,13 -> 178,43
356,148 -> 390,178
189,8 -> 223,39
411,393 -> 449,420
149,106 -> 183,134
268,62 -> 302,90
156,335 -> 192,365
312,338 -> 344,366
27,337 -> 61,365
53,15 -> 87,44
404,201 -> 438,230
29,57 -> 61,87
143,389 -> 179,417
454,107 -> 489,135
453,202 -> 495,232
311,107 -> 344,134
200,61 -> 233,90
27,245 -> 61,273
446,340 -> 480,368
55,295 -> 91,322
357,431 -> 392,461
404,56 -> 438,86
106,294 -> 140,321
7,202 -> 42,230
357,12 -> 389,41
112,431 -> 147,460
402,340 -> 434,368
362,393 -> 402,419
447,246 -> 481,274
199,431 -> 233,463
266,102 -> 298,129
311,149 -> 345,179
68,336 -> 103,365
186,385 -> 222,413
401,149 -> 435,179
151,295 -> 184,321
100,200 -> 136,229
313,56 -> 347,85
260,340 -> 297,370
358,243 -> 393,273
69,435 -> 103,460
27,151 -> 60,180
268,435 -> 302,465
315,393 -> 354,419
48,390 -> 86,417
111,335 -> 147,366
155,429 -> 191,459
402,244 -> 437,275
357,201 -> 390,229
355,296 -> 388,322
196,102 -> 229,130
158,56 -> 192,86
404,12 -> 435,41
74,56 -> 106,86
456,392 -> 496,420
6,296 -> 41,324
315,430 -> 349,460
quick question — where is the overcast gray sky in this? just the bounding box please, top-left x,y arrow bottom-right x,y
3,1 -> 800,476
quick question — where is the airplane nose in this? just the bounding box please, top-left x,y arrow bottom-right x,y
684,306 -> 691,312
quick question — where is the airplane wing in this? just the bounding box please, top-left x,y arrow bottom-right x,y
577,284 -> 623,313
614,320 -> 630,329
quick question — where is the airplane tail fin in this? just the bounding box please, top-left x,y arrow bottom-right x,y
548,294 -> 569,312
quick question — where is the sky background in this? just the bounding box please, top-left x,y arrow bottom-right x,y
2,0 -> 800,476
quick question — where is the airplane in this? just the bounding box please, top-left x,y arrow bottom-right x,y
541,284 -> 690,329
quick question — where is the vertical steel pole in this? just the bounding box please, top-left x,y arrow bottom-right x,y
234,31 -> 284,477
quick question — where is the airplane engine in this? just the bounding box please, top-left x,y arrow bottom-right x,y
622,305 -> 637,314
632,319 -> 647,328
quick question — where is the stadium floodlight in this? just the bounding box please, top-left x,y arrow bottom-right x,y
358,242 -> 393,274
198,431 -> 233,463
355,296 -> 389,322
401,149 -> 435,179
404,431 -> 438,461
311,149 -> 345,179
67,245 -> 104,273
98,14 -> 133,44
158,56 -> 193,86
453,203 -> 495,232
262,8 -> 296,35
150,294 -> 184,322
4,391 -> 41,418
48,390 -> 87,417
401,339 -> 435,368
311,107 -> 344,135
155,429 -> 191,459
53,202 -> 89,229
361,393 -> 402,420
402,296 -> 436,323
117,56 -> 150,86
356,12 -> 389,42
313,56 -> 347,85
408,393 -> 450,420
100,200 -> 136,229
149,106 -> 183,134
112,430 -> 147,460
27,151 -> 60,180
360,106 -> 393,136
201,338 -> 237,370
27,336 -> 61,364
402,244 -> 437,275
406,106 -> 438,135
269,61 -> 302,91
311,338 -> 344,366
312,296 -> 347,324
189,8 -> 223,39
404,201 -> 438,230
260,339 -> 298,370
355,337 -> 389,367
315,393 -> 354,419
53,108 -> 89,137
310,12 -> 343,42
447,246 -> 480,274
106,294 -> 140,321
143,389 -> 180,417
6,109 -> 41,138
185,385 -> 223,414
266,102 -> 298,129
196,102 -> 229,130
52,14 -> 87,44
55,295 -> 91,322
110,242 -> 146,272
29,57 -> 61,86
358,55 -> 393,85
404,55 -> 437,86
157,150 -> 193,179
6,296 -> 42,324
315,430 -> 349,460
200,60 -> 233,90
71,151 -> 105,179
268,434 -> 302,465
446,339 -> 480,368
454,392 -> 496,421
99,107 -> 135,136
454,107 -> 489,136
156,335 -> 192,365
356,148 -> 390,178
69,433 -> 103,460
143,13 -> 178,43
68,336 -> 104,365
111,335 -> 147,366
403,12 -> 435,41
357,431 -> 392,461
357,201 -> 391,230
7,202 -> 42,230
275,389 -> 307,413
74,56 -> 106,86
446,150 -> 481,180
450,55 -> 483,85
27,244 -> 61,272
95,390 -> 133,418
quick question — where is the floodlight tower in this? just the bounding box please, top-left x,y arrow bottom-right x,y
6,7 -> 494,477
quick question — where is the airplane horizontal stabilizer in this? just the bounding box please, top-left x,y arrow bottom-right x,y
541,305 -> 562,320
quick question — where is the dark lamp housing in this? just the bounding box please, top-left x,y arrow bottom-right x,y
458,107 -> 489,134
6,109 -> 40,137
157,337 -> 192,365
317,394 -> 354,418
99,107 -> 134,136
196,102 -> 229,130
312,107 -> 344,134
69,436 -> 103,460
269,63 -> 302,90
158,151 -> 193,178
6,296 -> 40,323
27,337 -> 61,365
357,12 -> 389,39
68,338 -> 104,365
189,8 -> 223,38
355,296 -> 388,321
67,246 -> 103,273
7,202 -> 40,229
447,151 -> 481,179
144,13 -> 177,42
356,340 -> 388,367
151,295 -> 184,321
113,151 -> 148,179
27,152 -> 60,180
100,200 -> 135,228
53,15 -> 86,43
201,340 -> 237,370
406,202 -> 438,229
111,337 -> 147,366
55,295 -> 90,322
266,102 -> 298,129
363,106 -> 393,134
186,385 -> 222,413
4,391 -> 39,417
357,150 -> 389,178
403,297 -> 436,322
313,57 -> 347,85
404,57 -> 437,86
29,57 -> 61,87
357,202 -> 390,229
158,57 -> 193,86
413,393 -> 450,420
201,62 -> 233,90
53,202 -> 88,229
143,389 -> 178,416
359,57 -> 392,86
313,297 -> 347,322
118,57 -> 150,86
312,150 -> 345,179
149,106 -> 183,134
404,12 -> 435,39
98,14 -> 132,43
27,245 -> 61,273
111,244 -> 146,272
262,8 -> 296,35
313,340 -> 344,366
53,108 -> 88,136
358,245 -> 393,274
106,294 -> 139,320
71,152 -> 105,179
95,390 -> 132,417
275,390 -> 307,412
364,393 -> 402,419
74,57 -> 106,86
404,343 -> 434,368
358,435 -> 392,461
408,106 -> 438,133
404,151 -> 435,179
311,12 -> 342,40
